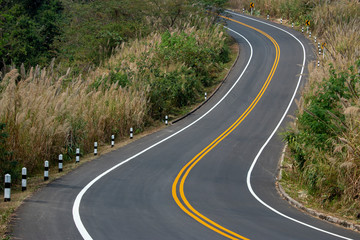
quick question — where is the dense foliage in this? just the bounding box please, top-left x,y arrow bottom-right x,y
0,0 -> 64,69
0,0 -> 228,73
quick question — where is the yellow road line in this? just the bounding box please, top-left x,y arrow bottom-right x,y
172,14 -> 280,240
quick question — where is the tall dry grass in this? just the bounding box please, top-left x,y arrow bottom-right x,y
0,63 -> 147,176
312,1 -> 360,69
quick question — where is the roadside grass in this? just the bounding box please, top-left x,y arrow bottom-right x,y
280,144 -> 360,223
0,38 -> 239,239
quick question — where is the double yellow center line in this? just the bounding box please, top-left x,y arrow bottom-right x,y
172,15 -> 280,240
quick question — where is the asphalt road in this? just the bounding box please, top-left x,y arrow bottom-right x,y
11,12 -> 360,240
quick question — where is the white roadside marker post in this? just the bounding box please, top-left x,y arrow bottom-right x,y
58,154 -> 63,172
130,127 -> 133,139
4,174 -> 11,202
44,161 -> 49,181
317,60 -> 320,67
111,135 -> 115,148
76,148 -> 80,163
205,92 -> 207,100
94,142 -> 98,156
165,115 -> 168,125
22,167 -> 27,191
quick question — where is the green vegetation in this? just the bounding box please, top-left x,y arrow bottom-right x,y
229,0 -> 360,221
283,61 -> 360,217
0,0 -> 231,190
104,27 -> 230,119
0,0 -> 64,68
1,0 -> 229,72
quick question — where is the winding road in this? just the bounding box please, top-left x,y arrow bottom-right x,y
12,11 -> 360,240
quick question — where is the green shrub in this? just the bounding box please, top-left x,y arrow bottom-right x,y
284,60 -> 360,210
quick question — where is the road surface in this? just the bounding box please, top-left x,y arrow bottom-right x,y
12,11 -> 360,240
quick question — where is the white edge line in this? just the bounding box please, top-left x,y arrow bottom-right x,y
72,26 -> 253,240
225,10 -> 353,240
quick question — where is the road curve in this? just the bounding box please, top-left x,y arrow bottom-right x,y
12,12 -> 360,240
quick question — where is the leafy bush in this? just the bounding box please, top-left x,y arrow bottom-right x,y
158,30 -> 229,87
106,24 -> 229,118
